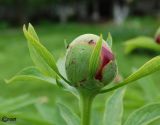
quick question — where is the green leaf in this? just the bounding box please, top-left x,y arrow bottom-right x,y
0,94 -> 36,112
58,103 -> 80,125
23,24 -> 70,84
89,34 -> 103,78
124,37 -> 160,54
23,24 -> 59,74
35,103 -> 65,125
103,88 -> 126,125
0,112 -> 54,125
124,103 -> 160,125
28,23 -> 39,41
106,32 -> 112,48
5,66 -> 56,85
100,56 -> 160,93
138,76 -> 159,102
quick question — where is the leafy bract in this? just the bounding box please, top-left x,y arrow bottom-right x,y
124,103 -> 160,125
100,56 -> 160,93
124,37 -> 160,54
5,66 -> 56,85
103,88 -> 125,125
23,24 -> 70,84
89,34 -> 103,78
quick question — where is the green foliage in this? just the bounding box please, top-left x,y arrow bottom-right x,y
5,66 -> 56,85
100,56 -> 160,93
58,103 -> 80,125
0,21 -> 158,125
124,103 -> 160,125
124,37 -> 160,54
23,24 -> 59,77
103,88 -> 126,125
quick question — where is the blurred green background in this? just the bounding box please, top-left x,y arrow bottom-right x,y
0,0 -> 160,125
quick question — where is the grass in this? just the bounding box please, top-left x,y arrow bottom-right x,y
0,17 -> 160,124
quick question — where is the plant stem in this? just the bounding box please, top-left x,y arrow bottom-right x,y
80,91 -> 95,125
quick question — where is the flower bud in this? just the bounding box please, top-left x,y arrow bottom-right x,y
155,27 -> 160,44
65,34 -> 117,88
155,35 -> 160,44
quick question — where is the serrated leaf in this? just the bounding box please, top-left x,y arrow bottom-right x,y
58,103 -> 80,125
100,56 -> 160,93
103,88 -> 125,125
106,32 -> 112,48
124,103 -> 160,125
89,34 -> 103,78
124,36 -> 160,54
5,66 -> 56,85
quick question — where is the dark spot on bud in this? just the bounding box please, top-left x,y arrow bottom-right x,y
88,40 -> 94,44
156,35 -> 160,44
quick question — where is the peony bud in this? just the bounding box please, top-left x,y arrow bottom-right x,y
155,35 -> 160,44
155,27 -> 160,44
65,34 -> 117,88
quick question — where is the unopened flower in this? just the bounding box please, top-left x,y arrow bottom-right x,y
155,27 -> 160,44
155,35 -> 160,44
65,34 -> 117,88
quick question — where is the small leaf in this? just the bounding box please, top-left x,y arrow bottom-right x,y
58,103 -> 80,125
124,37 -> 160,54
5,66 -> 56,85
124,103 -> 160,125
23,24 -> 70,84
89,34 -> 103,78
106,32 -> 112,48
23,25 -> 59,74
103,87 -> 126,125
100,56 -> 160,93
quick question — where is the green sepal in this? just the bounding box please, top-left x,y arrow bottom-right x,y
89,34 -> 103,78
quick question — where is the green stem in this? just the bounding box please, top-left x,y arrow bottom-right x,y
80,91 -> 95,125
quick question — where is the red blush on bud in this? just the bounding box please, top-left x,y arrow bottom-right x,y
156,35 -> 160,44
95,45 -> 114,81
